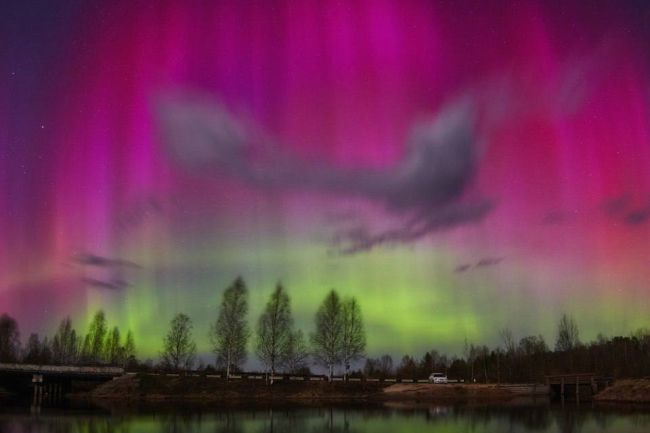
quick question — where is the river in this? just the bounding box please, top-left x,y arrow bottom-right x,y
1,401 -> 650,432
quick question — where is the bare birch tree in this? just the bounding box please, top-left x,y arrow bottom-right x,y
340,297 -> 366,380
161,313 -> 196,371
283,330 -> 309,374
310,290 -> 343,380
256,283 -> 292,381
555,313 -> 580,351
211,276 -> 249,379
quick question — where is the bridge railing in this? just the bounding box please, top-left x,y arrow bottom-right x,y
0,363 -> 124,376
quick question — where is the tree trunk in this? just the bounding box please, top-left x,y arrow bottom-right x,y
497,354 -> 500,385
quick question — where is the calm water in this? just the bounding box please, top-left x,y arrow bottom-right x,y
2,402 -> 650,433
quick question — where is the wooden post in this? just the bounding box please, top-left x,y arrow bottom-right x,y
591,377 -> 597,394
561,377 -> 564,397
576,376 -> 580,404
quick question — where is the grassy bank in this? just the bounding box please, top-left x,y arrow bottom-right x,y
383,383 -> 516,402
595,379 -> 650,404
89,374 -> 384,404
84,374 -> 521,405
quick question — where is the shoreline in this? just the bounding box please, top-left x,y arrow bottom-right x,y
77,374 -> 534,406
594,379 -> 650,405
10,375 -> 650,409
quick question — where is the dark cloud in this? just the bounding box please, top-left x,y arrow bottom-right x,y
454,257 -> 504,273
602,195 -> 632,216
624,207 -> 650,225
600,195 -> 650,226
82,277 -> 129,291
156,91 -> 491,253
72,252 -> 141,269
476,257 -> 504,267
333,200 -> 493,254
73,252 -> 140,291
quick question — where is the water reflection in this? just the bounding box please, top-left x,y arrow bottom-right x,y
2,404 -> 650,433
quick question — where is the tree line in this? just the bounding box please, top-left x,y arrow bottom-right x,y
366,314 -> 650,383
0,311 -> 135,367
4,279 -> 650,383
160,277 -> 366,381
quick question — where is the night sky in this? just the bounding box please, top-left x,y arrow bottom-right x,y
2,0 -> 650,361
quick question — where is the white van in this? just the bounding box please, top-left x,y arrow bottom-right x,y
428,372 -> 448,384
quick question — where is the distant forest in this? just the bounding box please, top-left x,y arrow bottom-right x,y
2,277 -> 650,383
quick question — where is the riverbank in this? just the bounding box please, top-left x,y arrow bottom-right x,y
85,374 -> 383,405
81,374 -> 524,405
383,383 -> 517,402
595,379 -> 650,404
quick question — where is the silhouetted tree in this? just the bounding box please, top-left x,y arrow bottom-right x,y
519,335 -> 548,381
464,338 -> 477,382
397,355 -> 417,379
500,328 -> 516,382
379,354 -> 394,377
421,351 -> 434,376
555,314 -> 580,351
82,311 -> 108,364
161,313 -> 196,371
256,284 -> 292,380
476,345 -> 490,383
364,354 -> 394,378
104,326 -> 121,365
0,313 -> 20,362
311,290 -> 343,380
363,358 -> 377,376
40,337 -> 53,364
340,297 -> 366,380
283,330 -> 309,374
51,317 -> 78,364
123,330 -> 136,368
22,333 -> 43,364
211,277 -> 249,378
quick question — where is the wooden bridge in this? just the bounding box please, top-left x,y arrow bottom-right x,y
545,373 -> 612,398
0,363 -> 124,406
